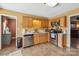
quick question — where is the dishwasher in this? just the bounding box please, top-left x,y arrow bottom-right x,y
23,34 -> 33,48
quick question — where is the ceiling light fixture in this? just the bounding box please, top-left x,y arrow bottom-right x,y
44,3 -> 58,7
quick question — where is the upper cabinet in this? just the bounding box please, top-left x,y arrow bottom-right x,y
33,19 -> 48,28
33,19 -> 41,28
41,19 -> 49,28
22,16 -> 33,28
49,16 -> 66,29
22,16 -> 49,28
60,16 -> 66,29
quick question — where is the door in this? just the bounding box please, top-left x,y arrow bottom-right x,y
70,15 -> 79,48
0,15 -> 17,49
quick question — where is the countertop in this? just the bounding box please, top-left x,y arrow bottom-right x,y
23,32 -> 49,36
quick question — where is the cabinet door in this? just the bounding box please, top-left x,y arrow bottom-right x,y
22,16 -> 32,28
28,18 -> 33,27
44,33 -> 49,42
58,34 -> 66,48
41,20 -> 44,28
58,33 -> 63,48
33,20 -> 41,28
45,20 -> 49,28
60,16 -> 66,29
39,33 -> 49,43
33,34 -> 40,44
63,34 -> 66,47
39,34 -> 45,43
22,16 -> 29,28
41,20 -> 48,28
43,33 -> 49,42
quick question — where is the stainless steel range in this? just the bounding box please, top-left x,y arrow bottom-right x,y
50,29 -> 62,46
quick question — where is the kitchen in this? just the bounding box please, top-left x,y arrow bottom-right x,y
17,16 -> 50,48
16,15 -> 67,48
0,3 -> 79,56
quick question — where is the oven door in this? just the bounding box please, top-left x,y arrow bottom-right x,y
50,33 -> 58,46
50,33 -> 56,39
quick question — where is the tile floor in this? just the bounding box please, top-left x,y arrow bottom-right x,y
22,43 -> 79,56
0,43 -> 79,56
0,39 -> 16,56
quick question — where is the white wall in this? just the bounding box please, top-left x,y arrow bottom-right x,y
67,16 -> 71,48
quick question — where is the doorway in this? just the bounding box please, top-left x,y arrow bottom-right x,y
1,15 -> 16,49
70,15 -> 79,48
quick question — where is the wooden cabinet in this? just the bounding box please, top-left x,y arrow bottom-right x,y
33,33 -> 49,44
22,16 -> 33,28
60,16 -> 66,29
33,34 -> 40,44
33,19 -> 49,28
49,16 -> 66,29
58,33 -> 66,48
41,20 -> 48,28
39,33 -> 49,43
33,20 -> 41,28
22,16 -> 49,28
63,34 -> 66,47
58,33 -> 63,48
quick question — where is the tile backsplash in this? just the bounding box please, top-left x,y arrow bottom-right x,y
22,28 -> 46,33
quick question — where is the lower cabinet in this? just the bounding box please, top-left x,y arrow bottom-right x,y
58,33 -> 66,48
33,34 -> 40,44
33,33 -> 49,44
39,33 -> 49,43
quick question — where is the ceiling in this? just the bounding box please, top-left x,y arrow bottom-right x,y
0,3 -> 79,17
